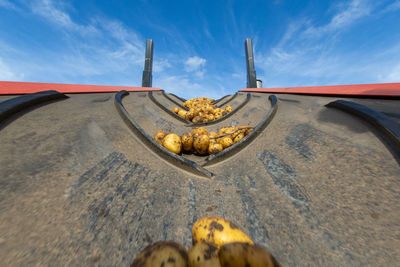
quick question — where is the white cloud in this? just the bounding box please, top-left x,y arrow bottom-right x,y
0,58 -> 23,81
184,56 -> 206,78
30,0 -> 97,34
0,0 -> 147,85
382,63 -> 400,82
303,0 -> 371,38
254,0 -> 389,87
153,59 -> 171,73
0,0 -> 19,10
382,0 -> 400,13
184,56 -> 206,72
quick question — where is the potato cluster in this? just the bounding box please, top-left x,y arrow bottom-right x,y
172,97 -> 233,123
131,216 -> 281,267
154,126 -> 252,155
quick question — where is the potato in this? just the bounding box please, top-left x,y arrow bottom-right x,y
130,241 -> 188,267
178,109 -> 187,118
245,127 -> 252,135
207,114 -> 215,121
188,241 -> 220,267
193,135 -> 210,155
208,143 -> 223,154
218,242 -> 281,267
192,216 -> 253,248
192,116 -> 203,124
186,111 -> 194,121
154,130 -> 166,145
218,137 -> 233,149
208,131 -> 218,139
163,133 -> 182,154
219,126 -> 235,136
212,108 -> 223,115
181,132 -> 194,152
172,107 -> 179,113
224,105 -> 233,113
233,132 -> 245,143
192,127 -> 208,138
214,112 -> 223,119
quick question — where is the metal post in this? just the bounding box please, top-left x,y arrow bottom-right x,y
245,38 -> 257,88
142,39 -> 153,87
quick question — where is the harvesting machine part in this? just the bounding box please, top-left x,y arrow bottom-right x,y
0,39 -> 400,266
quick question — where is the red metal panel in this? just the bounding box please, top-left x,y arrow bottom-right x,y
0,81 -> 162,95
240,83 -> 400,97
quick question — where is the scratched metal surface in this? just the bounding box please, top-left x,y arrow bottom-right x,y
0,92 -> 399,266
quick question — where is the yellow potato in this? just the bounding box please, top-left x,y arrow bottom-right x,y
186,111 -> 194,121
192,116 -> 203,124
181,132 -> 194,152
154,130 -> 166,145
178,109 -> 187,118
192,217 -> 253,248
219,126 -> 235,135
188,241 -> 220,267
218,242 -> 281,267
218,137 -> 233,149
208,131 -> 218,139
214,112 -> 223,119
208,143 -> 223,154
224,105 -> 233,113
233,132 -> 245,143
245,127 -> 252,135
192,127 -> 208,138
163,133 -> 182,154
193,135 -> 210,155
131,241 -> 189,267
207,114 -> 215,121
172,107 -> 179,113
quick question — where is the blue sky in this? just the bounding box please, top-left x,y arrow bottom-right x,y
0,0 -> 399,99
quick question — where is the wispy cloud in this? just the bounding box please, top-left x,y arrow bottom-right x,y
0,0 -> 20,11
0,0 -> 146,85
30,0 -> 97,34
256,0 -> 400,87
0,57 -> 23,81
304,0 -> 371,37
184,56 -> 206,78
382,0 -> 400,13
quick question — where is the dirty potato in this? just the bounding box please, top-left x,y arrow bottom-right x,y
208,142 -> 223,154
193,134 -> 210,155
188,241 -> 220,267
224,105 -> 233,113
192,116 -> 203,124
233,132 -> 245,143
178,109 -> 187,118
218,136 -> 233,149
214,112 -> 223,119
218,242 -> 281,267
192,127 -> 208,139
209,131 -> 218,138
181,132 -> 194,152
192,216 -> 254,248
130,241 -> 188,267
154,130 -> 166,145
163,133 -> 182,154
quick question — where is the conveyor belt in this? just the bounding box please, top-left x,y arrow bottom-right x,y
0,90 -> 399,266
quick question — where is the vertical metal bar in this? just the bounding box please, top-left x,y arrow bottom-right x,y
142,39 -> 153,87
245,38 -> 257,88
